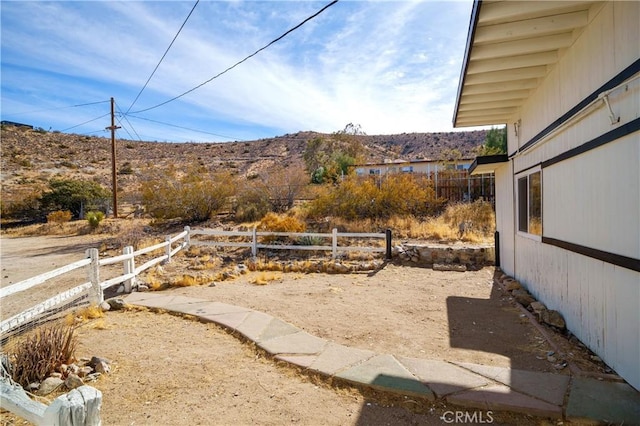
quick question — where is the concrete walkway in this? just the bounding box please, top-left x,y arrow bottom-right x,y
124,292 -> 639,424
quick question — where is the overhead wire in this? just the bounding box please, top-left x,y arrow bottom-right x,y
60,112 -> 111,133
4,100 -> 111,117
127,115 -> 242,141
125,0 -> 200,115
115,102 -> 143,141
128,0 -> 339,115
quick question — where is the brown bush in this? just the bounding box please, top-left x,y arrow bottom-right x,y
46,209 -> 72,224
8,322 -> 77,387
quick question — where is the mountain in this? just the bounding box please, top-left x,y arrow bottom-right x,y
0,125 -> 487,210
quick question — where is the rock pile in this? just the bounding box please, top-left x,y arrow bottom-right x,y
394,243 -> 494,271
495,273 -> 566,331
30,356 -> 112,396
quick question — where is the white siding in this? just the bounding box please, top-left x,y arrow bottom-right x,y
543,134 -> 639,258
501,1 -> 640,390
494,162 -> 515,276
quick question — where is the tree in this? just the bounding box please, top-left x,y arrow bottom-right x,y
303,124 -> 366,184
480,126 -> 507,155
40,179 -> 110,219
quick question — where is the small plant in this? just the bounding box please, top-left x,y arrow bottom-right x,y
8,322 -> 78,388
118,162 -> 134,175
47,209 -> 72,224
86,211 -> 105,228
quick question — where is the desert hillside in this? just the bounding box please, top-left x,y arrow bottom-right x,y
1,125 -> 487,211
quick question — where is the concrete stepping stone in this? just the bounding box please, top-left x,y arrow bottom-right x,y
234,311 -> 275,341
452,362 -> 569,406
397,357 -> 489,397
336,354 -> 435,401
308,342 -> 376,376
447,384 -> 562,418
259,331 -> 327,356
566,377 -> 640,424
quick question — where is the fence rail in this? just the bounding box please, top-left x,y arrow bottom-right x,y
190,228 -> 392,259
1,225 -> 390,424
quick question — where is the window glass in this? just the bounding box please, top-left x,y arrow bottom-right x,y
528,171 -> 542,235
518,176 -> 528,232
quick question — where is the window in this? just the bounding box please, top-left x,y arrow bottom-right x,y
401,166 -> 413,173
517,169 -> 542,236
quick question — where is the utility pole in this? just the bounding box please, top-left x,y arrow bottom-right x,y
106,97 -> 121,218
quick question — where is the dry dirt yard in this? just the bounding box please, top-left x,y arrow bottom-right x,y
1,233 -> 603,425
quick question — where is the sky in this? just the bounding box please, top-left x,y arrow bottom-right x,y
1,0 -> 477,143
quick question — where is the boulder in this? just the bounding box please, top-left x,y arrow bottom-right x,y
541,309 -> 566,330
107,298 -> 126,311
529,301 -> 546,313
511,289 -> 536,307
38,377 -> 64,395
65,373 -> 84,390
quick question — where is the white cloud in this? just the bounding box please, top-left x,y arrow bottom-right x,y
1,0 -> 475,141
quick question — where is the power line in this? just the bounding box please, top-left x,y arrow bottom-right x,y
127,114 -> 242,141
115,102 -> 143,141
129,0 -> 339,115
125,0 -> 200,115
60,112 -> 111,132
4,100 -> 111,117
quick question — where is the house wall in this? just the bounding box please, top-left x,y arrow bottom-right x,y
497,1 -> 640,390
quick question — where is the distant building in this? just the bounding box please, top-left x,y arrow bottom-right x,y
352,158 -> 493,203
353,158 -> 473,177
1,120 -> 34,130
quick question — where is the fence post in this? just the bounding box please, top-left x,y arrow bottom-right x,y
165,235 -> 172,263
123,246 -> 135,293
251,227 -> 257,258
184,226 -> 191,246
86,248 -> 102,304
385,229 -> 392,260
332,228 -> 338,259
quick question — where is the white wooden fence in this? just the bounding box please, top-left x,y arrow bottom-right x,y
0,225 -> 390,425
0,228 -> 188,425
190,227 -> 392,259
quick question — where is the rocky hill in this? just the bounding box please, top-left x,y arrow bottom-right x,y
0,125 -> 486,210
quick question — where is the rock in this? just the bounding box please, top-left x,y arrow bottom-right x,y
116,285 -> 125,293
89,356 -> 111,370
433,263 -> 467,272
512,289 -> 536,307
49,372 -> 63,379
137,284 -> 149,292
541,309 -> 566,330
65,373 -> 84,390
78,366 -> 94,377
26,382 -> 40,392
94,360 -> 111,374
100,301 -> 111,312
107,298 -> 126,311
505,279 -> 522,291
529,301 -> 546,313
37,377 -> 64,395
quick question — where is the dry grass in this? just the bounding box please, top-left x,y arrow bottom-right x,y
250,271 -> 282,285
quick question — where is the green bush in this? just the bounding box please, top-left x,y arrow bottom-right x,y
86,210 -> 105,228
40,179 -> 110,219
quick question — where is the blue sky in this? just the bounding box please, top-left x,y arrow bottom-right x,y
1,0 -> 476,142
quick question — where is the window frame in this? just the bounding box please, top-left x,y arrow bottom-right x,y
515,166 -> 543,241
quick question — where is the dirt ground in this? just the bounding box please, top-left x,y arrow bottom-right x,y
1,234 -> 604,425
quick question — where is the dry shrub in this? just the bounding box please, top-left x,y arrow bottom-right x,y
171,274 -> 211,287
441,200 -> 495,235
258,212 -> 306,233
68,305 -> 104,323
46,209 -> 72,224
250,271 -> 281,285
8,322 -> 77,387
307,175 -> 445,220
